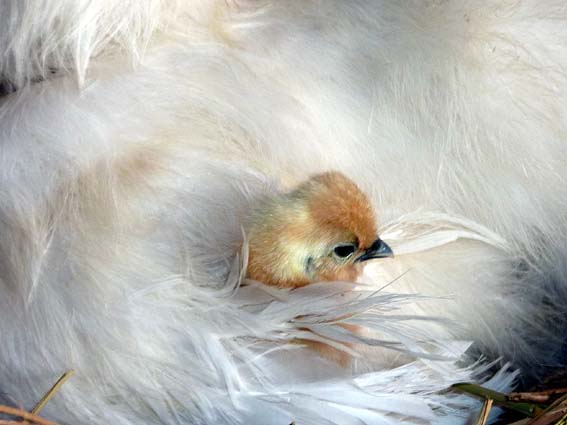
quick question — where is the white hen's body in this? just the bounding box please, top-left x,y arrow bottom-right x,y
1,1 -> 567,424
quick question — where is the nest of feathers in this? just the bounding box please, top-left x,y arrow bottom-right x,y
0,233 -> 564,425
3,370 -> 567,424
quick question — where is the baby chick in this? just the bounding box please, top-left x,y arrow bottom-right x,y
246,171 -> 393,287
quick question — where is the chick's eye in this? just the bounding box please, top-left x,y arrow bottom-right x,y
333,244 -> 356,258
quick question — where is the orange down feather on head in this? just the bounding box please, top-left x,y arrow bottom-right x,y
245,171 -> 392,288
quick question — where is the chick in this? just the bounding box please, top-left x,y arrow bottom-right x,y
246,171 -> 393,287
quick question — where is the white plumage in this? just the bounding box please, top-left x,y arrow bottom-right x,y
1,1 -> 567,423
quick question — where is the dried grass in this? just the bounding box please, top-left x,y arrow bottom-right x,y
0,371 -> 73,425
455,379 -> 567,425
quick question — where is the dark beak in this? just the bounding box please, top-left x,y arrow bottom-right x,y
355,239 -> 394,263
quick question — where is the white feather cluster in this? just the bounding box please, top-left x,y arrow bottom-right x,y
1,1 -> 567,424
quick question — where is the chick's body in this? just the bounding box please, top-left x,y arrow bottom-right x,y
246,172 -> 390,287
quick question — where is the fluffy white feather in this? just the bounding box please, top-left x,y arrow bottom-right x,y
1,0 -> 567,424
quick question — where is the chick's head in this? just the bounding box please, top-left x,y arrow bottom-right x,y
246,171 -> 393,288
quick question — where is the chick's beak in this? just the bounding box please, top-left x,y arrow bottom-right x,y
355,238 -> 394,263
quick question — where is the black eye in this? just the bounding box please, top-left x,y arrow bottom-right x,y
333,244 -> 356,258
